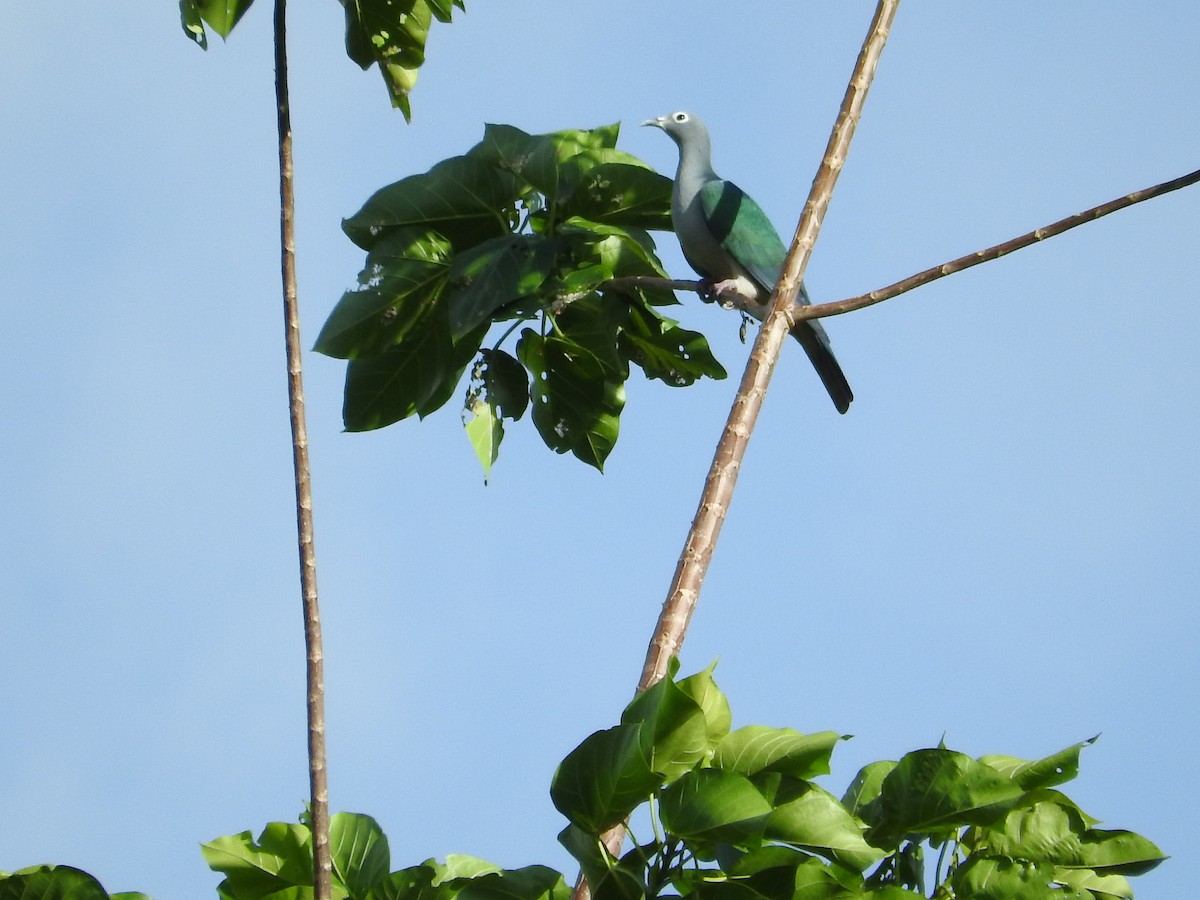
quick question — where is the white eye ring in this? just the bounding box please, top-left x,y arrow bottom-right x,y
672,112 -> 689,123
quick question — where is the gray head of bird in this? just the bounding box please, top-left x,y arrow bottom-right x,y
641,110 -> 710,148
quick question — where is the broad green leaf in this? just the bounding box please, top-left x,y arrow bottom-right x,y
315,228 -> 452,359
1053,867 -> 1133,900
949,856 -> 1060,900
468,124 -> 620,205
464,395 -> 503,482
550,723 -> 664,832
979,737 -> 1097,792
867,749 -> 1024,849
620,304 -> 726,386
342,313 -> 486,431
453,866 -> 569,900
0,865 -> 113,900
985,801 -> 1166,875
552,294 -> 629,378
445,234 -> 555,338
620,671 -> 709,782
344,155 -> 518,251
517,329 -> 624,471
478,349 -> 529,421
676,662 -> 732,750
202,822 -> 314,897
341,0 -> 463,120
364,864 -> 440,900
562,164 -> 673,231
762,782 -> 883,870
433,856 -> 502,883
713,726 -> 843,780
180,0 -> 255,47
658,768 -> 772,843
840,760 -> 896,823
329,812 -> 390,897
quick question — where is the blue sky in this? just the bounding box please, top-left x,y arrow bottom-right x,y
2,3 -> 1197,897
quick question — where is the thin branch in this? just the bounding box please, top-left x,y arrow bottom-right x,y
274,1 -> 332,898
639,0 -> 900,691
792,165 -> 1200,321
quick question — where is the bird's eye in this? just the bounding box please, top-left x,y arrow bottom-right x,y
673,112 -> 688,123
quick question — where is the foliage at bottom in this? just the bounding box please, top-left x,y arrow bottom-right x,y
0,664 -> 1164,900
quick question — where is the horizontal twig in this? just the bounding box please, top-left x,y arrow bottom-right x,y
606,165 -> 1200,322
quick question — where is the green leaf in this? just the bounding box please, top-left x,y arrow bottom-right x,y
552,294 -> 629,378
464,394 -> 503,482
979,737 -> 1097,792
984,800 -> 1166,875
841,760 -> 896,824
762,782 -> 884,870
550,723 -> 664,832
620,672 -> 709,782
478,349 -> 529,421
713,727 -> 843,780
445,235 -> 556,339
315,228 -> 452,359
949,856 -> 1060,900
658,768 -> 772,843
201,822 -> 313,898
329,812 -> 390,896
620,305 -> 726,387
180,0 -> 255,47
343,155 -> 518,251
342,308 -> 486,431
868,749 -> 1024,849
562,164 -> 673,231
468,124 -> 621,204
0,865 -> 114,900
1052,867 -> 1134,900
453,867 -> 569,900
517,329 -> 624,471
364,864 -> 440,900
676,662 -> 732,750
341,0 -> 463,120
434,856 -> 502,883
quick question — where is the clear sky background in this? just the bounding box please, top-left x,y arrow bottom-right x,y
3,3 -> 1197,897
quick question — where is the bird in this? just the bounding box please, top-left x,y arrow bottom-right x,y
643,111 -> 853,414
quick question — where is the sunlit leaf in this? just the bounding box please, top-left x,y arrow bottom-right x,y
713,727 -> 843,780
550,724 -> 663,832
330,812 -> 390,897
658,769 -> 772,843
180,0 -> 255,47
620,673 -> 709,782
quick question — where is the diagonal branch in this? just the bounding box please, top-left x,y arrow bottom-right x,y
274,1 -> 332,897
638,0 -> 900,692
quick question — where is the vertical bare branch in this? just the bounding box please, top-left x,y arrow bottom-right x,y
273,1 -> 331,897
639,0 -> 901,692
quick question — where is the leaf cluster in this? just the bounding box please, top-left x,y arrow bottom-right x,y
180,0 -> 463,120
315,123 -> 725,473
547,663 -> 1165,900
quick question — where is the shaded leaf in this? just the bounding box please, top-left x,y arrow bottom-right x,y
658,769 -> 772,843
453,867 -> 569,900
841,760 -> 896,824
0,865 -> 114,900
762,782 -> 883,870
315,228 -> 452,359
341,0 -> 463,120
446,235 -> 555,338
621,304 -> 726,386
479,349 -> 529,421
550,723 -> 664,832
180,0 -> 255,47
949,856 -> 1060,900
344,155 -> 518,251
517,329 -> 624,471
363,863 -> 440,900
985,801 -> 1166,876
342,314 -> 486,431
563,164 -> 673,231
868,749 -> 1024,849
